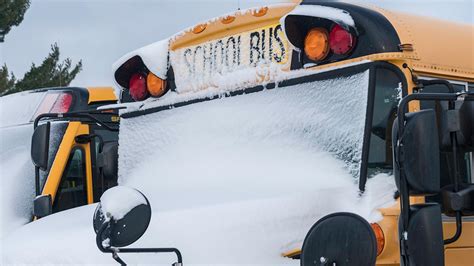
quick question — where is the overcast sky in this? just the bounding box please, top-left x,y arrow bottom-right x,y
0,0 -> 472,88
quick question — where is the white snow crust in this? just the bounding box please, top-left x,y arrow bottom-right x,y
99,186 -> 147,221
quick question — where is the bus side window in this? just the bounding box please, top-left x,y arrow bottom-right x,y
52,148 -> 87,213
366,68 -> 402,177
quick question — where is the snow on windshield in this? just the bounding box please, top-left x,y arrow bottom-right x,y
119,71 -> 369,206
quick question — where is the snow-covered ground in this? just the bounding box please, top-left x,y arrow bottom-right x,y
2,70 -> 397,265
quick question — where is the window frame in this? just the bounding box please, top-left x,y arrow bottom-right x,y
358,62 -> 408,192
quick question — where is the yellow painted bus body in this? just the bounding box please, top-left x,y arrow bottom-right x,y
162,2 -> 473,265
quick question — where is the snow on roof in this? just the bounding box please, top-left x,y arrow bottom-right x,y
281,4 -> 355,28
112,38 -> 170,82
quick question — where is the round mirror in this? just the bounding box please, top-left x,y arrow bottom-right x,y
301,212 -> 377,266
93,186 -> 151,247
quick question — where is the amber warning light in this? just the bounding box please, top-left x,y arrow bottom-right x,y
128,72 -> 167,102
304,23 -> 356,62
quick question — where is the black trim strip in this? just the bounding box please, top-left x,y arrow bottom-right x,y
359,66 -> 377,192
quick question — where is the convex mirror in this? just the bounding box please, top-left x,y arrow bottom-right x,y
93,186 -> 151,248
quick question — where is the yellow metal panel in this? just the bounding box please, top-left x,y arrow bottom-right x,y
444,221 -> 474,248
445,247 -> 474,266
42,122 -> 90,203
42,122 -> 80,201
170,3 -> 299,51
80,141 -> 94,204
371,6 -> 474,80
86,87 -> 117,104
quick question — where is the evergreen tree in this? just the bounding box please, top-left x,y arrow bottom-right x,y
0,64 -> 16,95
0,0 -> 31,42
1,43 -> 83,95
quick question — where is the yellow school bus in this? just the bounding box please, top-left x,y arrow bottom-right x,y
27,86 -> 120,218
107,1 -> 473,265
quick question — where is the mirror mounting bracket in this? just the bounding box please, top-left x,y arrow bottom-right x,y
96,222 -> 183,266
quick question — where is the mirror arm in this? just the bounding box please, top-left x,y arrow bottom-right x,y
34,113 -> 119,132
444,212 -> 463,244
96,222 -> 183,266
117,248 -> 183,264
442,116 -> 463,244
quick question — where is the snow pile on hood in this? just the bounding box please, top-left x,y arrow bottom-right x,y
99,186 -> 147,221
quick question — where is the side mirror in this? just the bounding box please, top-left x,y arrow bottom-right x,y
301,212 -> 377,266
93,186 -> 183,265
34,194 -> 52,218
392,109 -> 440,195
93,186 -> 151,248
99,142 -> 119,181
31,122 -> 50,171
399,203 -> 444,266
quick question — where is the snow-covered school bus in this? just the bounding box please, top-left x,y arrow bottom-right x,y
3,1 -> 473,265
0,86 -> 119,237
